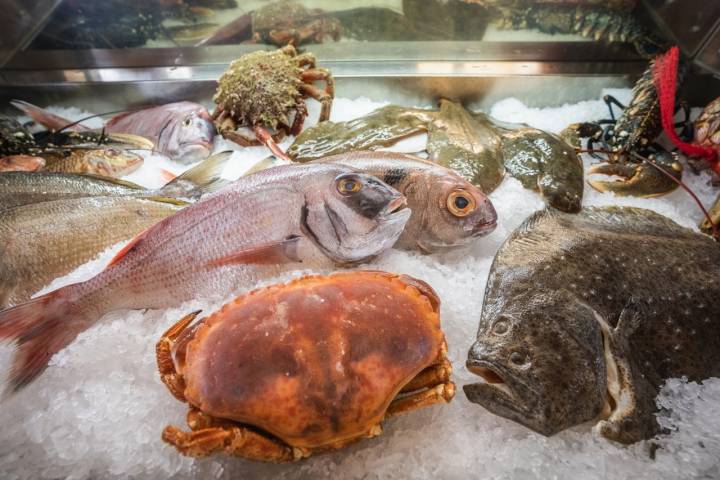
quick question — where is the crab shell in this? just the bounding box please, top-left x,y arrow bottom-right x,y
158,270 -> 454,461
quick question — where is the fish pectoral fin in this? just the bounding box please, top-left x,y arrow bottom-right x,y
106,228 -> 153,268
207,236 -> 302,267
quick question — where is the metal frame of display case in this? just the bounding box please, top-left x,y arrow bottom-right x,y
1,0 -> 719,112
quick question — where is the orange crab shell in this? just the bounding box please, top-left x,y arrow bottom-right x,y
171,270 -> 446,450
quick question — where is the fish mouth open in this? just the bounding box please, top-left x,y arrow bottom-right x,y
465,360 -> 516,401
381,195 -> 409,218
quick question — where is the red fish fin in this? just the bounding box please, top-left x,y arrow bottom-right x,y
10,100 -> 90,132
0,288 -> 85,392
160,168 -> 177,183
208,236 -> 302,267
106,229 -> 151,268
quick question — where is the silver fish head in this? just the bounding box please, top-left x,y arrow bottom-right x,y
414,174 -> 497,252
170,106 -> 216,164
304,170 -> 411,264
464,290 -> 607,437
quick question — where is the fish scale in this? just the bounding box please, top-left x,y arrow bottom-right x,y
0,163 -> 410,391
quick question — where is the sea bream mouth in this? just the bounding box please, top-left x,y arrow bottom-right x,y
471,218 -> 498,237
382,195 -> 409,218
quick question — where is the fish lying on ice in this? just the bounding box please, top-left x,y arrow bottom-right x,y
13,100 -> 216,164
0,151 -> 232,209
314,151 -> 497,252
464,206 -> 720,443
0,163 -> 410,390
0,196 -> 185,309
427,99 -> 505,194
0,155 -> 45,172
41,148 -> 143,177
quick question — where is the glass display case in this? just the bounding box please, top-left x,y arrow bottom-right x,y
1,2 -> 720,480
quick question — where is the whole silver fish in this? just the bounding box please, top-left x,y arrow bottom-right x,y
465,206 -> 720,443
0,196 -> 184,309
0,151 -> 232,209
0,163 -> 410,390
315,151 -> 497,252
13,100 -> 216,164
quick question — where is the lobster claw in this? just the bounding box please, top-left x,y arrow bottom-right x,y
587,152 -> 683,198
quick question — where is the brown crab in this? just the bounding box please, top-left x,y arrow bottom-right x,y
251,0 -> 341,47
212,45 -> 334,160
157,271 -> 454,462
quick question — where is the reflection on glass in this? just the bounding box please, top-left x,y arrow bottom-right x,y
25,0 -> 657,52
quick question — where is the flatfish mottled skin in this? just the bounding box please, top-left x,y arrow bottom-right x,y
465,206 -> 720,443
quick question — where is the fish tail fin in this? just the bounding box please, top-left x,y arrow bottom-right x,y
158,151 -> 232,199
10,99 -> 87,132
0,286 -> 91,393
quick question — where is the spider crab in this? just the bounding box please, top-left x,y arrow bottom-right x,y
157,271 -> 454,461
212,45 -> 334,161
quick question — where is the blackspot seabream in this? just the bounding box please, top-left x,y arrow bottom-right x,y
465,206 -> 720,443
315,151 -> 497,252
0,163 -> 410,391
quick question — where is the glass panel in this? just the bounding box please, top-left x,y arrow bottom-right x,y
21,0 -> 651,52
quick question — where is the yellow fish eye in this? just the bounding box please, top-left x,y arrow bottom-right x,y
447,190 -> 476,217
337,178 -> 362,195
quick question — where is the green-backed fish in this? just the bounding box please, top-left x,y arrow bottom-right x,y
465,206 -> 720,443
287,105 -> 435,162
0,196 -> 185,308
427,99 -> 505,194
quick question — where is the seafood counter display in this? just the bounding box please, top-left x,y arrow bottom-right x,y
1,47 -> 720,479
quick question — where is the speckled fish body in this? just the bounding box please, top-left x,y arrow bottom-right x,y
427,100 -> 505,193
42,148 -> 143,177
0,155 -> 45,173
0,196 -> 183,308
0,163 -> 410,390
315,151 -> 497,252
465,206 -> 720,443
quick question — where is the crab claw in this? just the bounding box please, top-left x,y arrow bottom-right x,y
587,153 -> 683,198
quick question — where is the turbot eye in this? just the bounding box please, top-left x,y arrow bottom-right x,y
447,190 -> 476,217
337,177 -> 362,195
183,117 -> 192,127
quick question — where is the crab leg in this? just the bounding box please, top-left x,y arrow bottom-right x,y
300,83 -> 333,122
156,311 -> 201,402
162,424 -> 304,462
400,357 -> 452,393
253,125 -> 293,162
301,69 -> 335,97
386,382 -> 455,418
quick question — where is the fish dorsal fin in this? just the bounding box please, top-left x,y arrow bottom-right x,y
11,100 -> 89,132
568,206 -> 700,239
105,110 -> 138,128
158,151 -> 233,199
207,236 -> 302,267
79,173 -> 146,190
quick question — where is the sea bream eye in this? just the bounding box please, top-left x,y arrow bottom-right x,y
183,117 -> 192,127
337,178 -> 362,194
447,190 -> 476,217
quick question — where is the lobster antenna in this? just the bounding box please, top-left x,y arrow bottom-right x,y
630,151 -> 718,240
